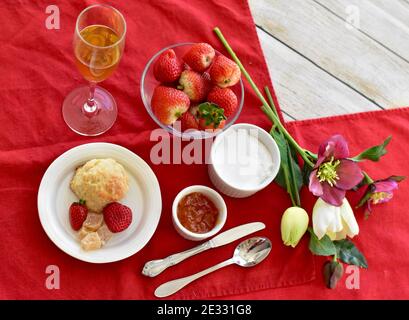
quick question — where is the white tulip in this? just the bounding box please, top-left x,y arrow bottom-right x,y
312,197 -> 359,240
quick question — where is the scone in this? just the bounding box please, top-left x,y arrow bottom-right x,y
70,158 -> 129,212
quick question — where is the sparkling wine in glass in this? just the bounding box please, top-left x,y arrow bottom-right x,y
62,4 -> 126,136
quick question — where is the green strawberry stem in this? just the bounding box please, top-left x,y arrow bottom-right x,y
213,27 -> 314,168
198,102 -> 226,128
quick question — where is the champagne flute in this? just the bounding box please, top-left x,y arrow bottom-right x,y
62,4 -> 126,136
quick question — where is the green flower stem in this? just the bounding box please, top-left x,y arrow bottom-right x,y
263,105 -> 315,168
363,171 -> 374,184
214,27 -> 315,168
304,149 -> 318,160
260,86 -> 301,207
264,86 -> 279,118
265,86 -> 317,166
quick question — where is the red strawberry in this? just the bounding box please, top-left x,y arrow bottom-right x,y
69,199 -> 88,231
189,105 -> 200,118
178,70 -> 211,102
183,43 -> 215,72
151,86 -> 190,125
207,87 -> 238,117
197,102 -> 226,131
153,49 -> 183,83
209,55 -> 241,88
180,111 -> 199,131
199,118 -> 226,131
103,202 -> 132,233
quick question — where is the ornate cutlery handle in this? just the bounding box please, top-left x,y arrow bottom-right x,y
154,259 -> 234,298
142,241 -> 213,277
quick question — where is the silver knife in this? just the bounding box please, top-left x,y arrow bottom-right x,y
142,222 -> 265,277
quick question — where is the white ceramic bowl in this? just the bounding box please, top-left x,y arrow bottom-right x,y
208,123 -> 281,198
172,185 -> 227,241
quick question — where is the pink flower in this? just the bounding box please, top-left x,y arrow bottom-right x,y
358,176 -> 404,216
309,135 -> 363,207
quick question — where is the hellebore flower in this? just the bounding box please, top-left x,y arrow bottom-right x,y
313,197 -> 359,240
309,135 -> 363,206
281,207 -> 309,248
357,176 -> 405,217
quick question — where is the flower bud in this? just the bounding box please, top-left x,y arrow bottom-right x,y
281,207 -> 309,248
323,260 -> 344,289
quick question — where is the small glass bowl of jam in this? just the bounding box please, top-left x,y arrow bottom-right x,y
172,185 -> 227,241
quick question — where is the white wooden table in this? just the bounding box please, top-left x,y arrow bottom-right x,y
249,0 -> 409,121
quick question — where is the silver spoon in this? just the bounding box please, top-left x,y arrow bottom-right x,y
154,237 -> 272,298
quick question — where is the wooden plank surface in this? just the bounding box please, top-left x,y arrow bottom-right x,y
248,0 -> 409,120
315,0 -> 409,63
257,29 -> 379,120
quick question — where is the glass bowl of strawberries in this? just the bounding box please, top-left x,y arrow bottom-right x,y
140,42 -> 244,139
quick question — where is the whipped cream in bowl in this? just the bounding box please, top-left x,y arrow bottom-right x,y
208,123 -> 281,198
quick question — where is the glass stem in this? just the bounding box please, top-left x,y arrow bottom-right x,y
83,82 -> 98,114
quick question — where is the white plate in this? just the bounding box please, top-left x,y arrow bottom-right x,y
37,143 -> 162,263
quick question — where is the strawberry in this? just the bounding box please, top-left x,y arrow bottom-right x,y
69,199 -> 88,231
209,55 -> 241,88
180,111 -> 199,131
197,102 -> 226,131
151,86 -> 190,125
199,118 -> 226,131
207,87 -> 238,117
103,202 -> 133,233
153,49 -> 183,83
189,105 -> 200,118
183,43 -> 215,72
178,70 -> 211,102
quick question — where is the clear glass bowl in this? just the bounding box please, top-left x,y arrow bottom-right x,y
140,42 -> 244,139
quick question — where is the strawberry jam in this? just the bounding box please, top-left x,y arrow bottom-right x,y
177,192 -> 219,233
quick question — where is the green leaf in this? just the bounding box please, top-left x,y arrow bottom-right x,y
389,175 -> 406,183
302,162 -> 313,187
271,129 -> 290,190
271,128 -> 302,206
352,136 -> 392,162
308,228 -> 337,256
286,146 -> 302,206
333,239 -> 368,268
271,130 -> 295,205
288,144 -> 303,192
356,185 -> 375,208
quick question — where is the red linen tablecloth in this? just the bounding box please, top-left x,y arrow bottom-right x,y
0,0 -> 408,300
221,107 -> 409,299
0,0 -> 313,299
